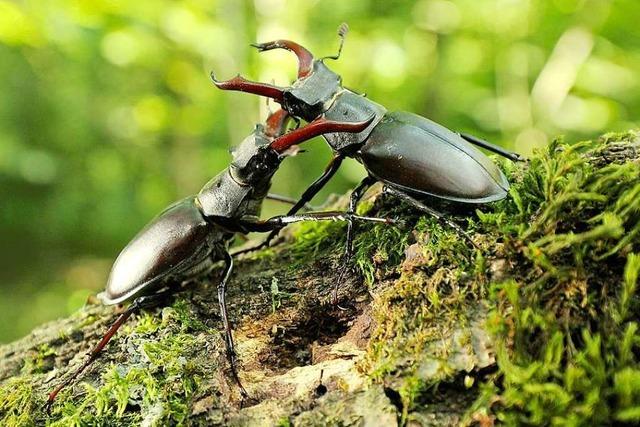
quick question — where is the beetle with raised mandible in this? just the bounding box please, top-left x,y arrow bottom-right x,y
46,109 -> 391,407
211,25 -> 523,296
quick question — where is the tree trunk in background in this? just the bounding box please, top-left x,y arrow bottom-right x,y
1,131 -> 639,426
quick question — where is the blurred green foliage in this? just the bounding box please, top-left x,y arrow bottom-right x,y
0,0 -> 638,342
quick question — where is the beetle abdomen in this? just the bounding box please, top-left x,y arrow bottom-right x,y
100,197 -> 215,305
359,111 -> 509,203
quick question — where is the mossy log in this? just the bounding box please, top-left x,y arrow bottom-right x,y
1,131 -> 639,426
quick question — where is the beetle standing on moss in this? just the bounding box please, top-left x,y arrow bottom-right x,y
46,110 -> 395,408
211,25 -> 523,299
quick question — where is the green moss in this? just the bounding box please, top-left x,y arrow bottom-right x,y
290,216 -> 347,262
276,416 -> 292,427
167,299 -> 209,333
48,331 -> 204,426
21,343 -> 55,375
134,311 -> 163,335
133,299 -> 210,336
353,217 -> 409,285
42,303 -> 211,426
480,252 -> 640,425
360,131 -> 640,423
0,377 -> 34,427
486,133 -> 640,420
79,314 -> 99,328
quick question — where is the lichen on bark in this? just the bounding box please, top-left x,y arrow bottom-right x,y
1,131 -> 639,426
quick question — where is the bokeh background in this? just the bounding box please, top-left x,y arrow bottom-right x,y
1,0 -> 639,343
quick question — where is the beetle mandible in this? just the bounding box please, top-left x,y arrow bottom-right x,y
46,109 -> 391,407
211,26 -> 524,299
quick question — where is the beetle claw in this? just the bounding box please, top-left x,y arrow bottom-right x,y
250,42 -> 269,51
209,72 -> 285,102
209,71 -> 229,85
248,39 -> 314,78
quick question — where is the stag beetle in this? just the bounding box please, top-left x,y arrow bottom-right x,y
211,26 -> 523,298
46,109 -> 391,407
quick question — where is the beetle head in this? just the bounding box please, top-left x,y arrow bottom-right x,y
211,36 -> 346,122
229,133 -> 280,187
228,109 -> 374,188
229,109 -> 289,187
282,61 -> 342,121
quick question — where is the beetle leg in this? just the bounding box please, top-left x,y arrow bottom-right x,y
333,176 -> 376,304
216,251 -> 249,400
231,155 -> 345,257
276,154 -> 344,219
266,193 -> 316,211
382,186 -> 479,250
459,132 -> 525,162
46,291 -> 172,410
229,235 -> 268,257
238,210 -> 396,233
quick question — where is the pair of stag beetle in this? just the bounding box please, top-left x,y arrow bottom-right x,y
47,26 -> 522,407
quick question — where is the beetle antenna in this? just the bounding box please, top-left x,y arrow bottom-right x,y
322,22 -> 349,62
